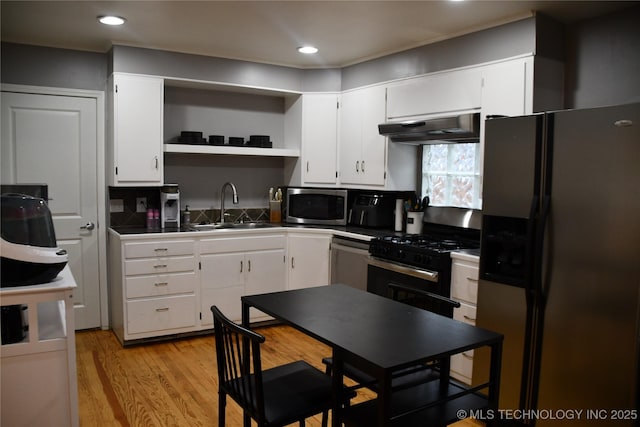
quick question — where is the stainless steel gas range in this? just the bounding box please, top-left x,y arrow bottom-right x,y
366,207 -> 481,318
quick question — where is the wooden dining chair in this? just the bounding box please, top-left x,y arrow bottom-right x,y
321,283 -> 460,396
211,305 -> 338,427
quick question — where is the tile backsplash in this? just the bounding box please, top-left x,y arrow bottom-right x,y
109,187 -> 160,227
108,187 -> 269,227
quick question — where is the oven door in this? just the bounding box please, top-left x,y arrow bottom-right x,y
366,256 -> 457,318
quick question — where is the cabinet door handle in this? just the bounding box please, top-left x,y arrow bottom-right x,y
306,161 -> 309,172
291,257 -> 295,269
240,260 -> 243,273
154,156 -> 159,169
155,282 -> 168,287
154,264 -> 167,268
361,160 -> 365,173
466,277 -> 479,282
463,315 -> 476,322
355,161 -> 360,172
155,307 -> 169,312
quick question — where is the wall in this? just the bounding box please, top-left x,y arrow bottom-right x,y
341,17 -> 537,90
564,4 -> 640,109
164,154 -> 284,210
111,45 -> 342,93
0,43 -> 107,91
3,9 -> 638,104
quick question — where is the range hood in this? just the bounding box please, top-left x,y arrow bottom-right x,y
379,112 -> 480,144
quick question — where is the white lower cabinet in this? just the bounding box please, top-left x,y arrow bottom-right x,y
126,295 -> 196,335
450,251 -> 480,385
199,234 -> 286,324
287,232 -> 331,290
109,233 -> 198,343
110,229 -> 333,344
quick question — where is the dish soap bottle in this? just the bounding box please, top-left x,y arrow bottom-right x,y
183,205 -> 191,228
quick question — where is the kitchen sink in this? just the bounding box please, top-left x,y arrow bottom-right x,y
189,222 -> 274,231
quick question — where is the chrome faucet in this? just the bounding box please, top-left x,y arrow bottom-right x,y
220,182 -> 239,223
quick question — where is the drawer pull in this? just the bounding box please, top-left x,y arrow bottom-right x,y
466,277 -> 479,282
154,264 -> 167,268
154,248 -> 168,252
462,352 -> 473,359
463,315 -> 476,322
155,307 -> 169,312
155,282 -> 169,287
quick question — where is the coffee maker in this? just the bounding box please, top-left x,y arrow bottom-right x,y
160,184 -> 180,229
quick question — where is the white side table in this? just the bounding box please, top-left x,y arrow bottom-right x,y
1,266 -> 79,427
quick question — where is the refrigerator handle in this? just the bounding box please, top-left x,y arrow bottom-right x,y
525,195 -> 540,292
534,195 -> 552,300
519,194 -> 540,409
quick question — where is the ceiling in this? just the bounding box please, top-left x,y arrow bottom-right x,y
1,1 -> 636,69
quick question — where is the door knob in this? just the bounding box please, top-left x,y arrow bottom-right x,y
80,221 -> 95,231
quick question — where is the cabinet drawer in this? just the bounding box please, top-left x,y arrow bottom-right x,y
453,301 -> 477,325
124,240 -> 194,259
126,295 -> 196,334
125,272 -> 197,299
451,350 -> 474,383
200,235 -> 285,254
451,300 -> 476,384
451,262 -> 479,304
124,256 -> 195,276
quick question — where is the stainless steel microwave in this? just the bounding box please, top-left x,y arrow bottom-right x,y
285,188 -> 348,225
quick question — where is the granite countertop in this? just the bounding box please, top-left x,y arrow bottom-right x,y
109,224 -> 480,256
109,223 -> 395,240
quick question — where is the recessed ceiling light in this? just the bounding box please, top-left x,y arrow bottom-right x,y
98,15 -> 126,26
297,46 -> 319,54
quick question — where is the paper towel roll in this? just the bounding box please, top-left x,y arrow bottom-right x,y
394,199 -> 404,231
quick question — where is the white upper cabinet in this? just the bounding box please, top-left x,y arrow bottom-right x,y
339,85 -> 387,186
110,73 -> 164,186
478,57 -> 534,175
480,57 -> 533,118
386,68 -> 483,119
301,93 -> 339,184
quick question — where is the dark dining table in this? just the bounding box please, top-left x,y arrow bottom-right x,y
241,284 -> 503,427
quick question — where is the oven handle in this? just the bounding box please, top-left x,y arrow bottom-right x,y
366,256 -> 439,283
388,283 -> 461,309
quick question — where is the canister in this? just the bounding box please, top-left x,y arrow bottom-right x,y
406,211 -> 423,234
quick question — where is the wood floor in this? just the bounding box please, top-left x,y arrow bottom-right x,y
76,326 -> 484,426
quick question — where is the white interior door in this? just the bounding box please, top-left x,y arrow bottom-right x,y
1,91 -> 101,330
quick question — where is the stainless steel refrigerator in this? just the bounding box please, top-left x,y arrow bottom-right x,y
473,103 -> 640,426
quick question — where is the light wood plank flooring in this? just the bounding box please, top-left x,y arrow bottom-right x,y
76,326 -> 484,426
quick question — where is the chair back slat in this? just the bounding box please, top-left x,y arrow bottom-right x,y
212,306 -> 267,423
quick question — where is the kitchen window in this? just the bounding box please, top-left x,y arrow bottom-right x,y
420,143 -> 481,209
